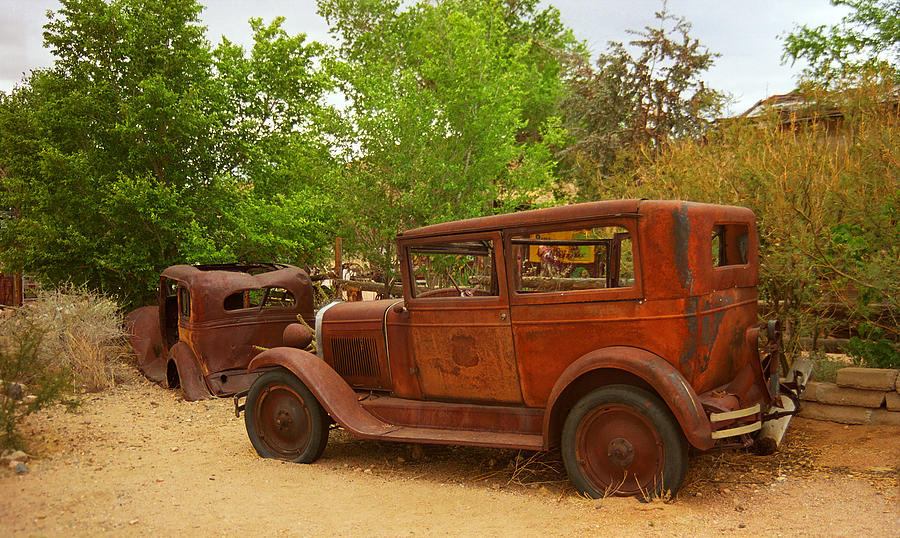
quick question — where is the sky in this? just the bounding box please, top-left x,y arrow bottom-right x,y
0,0 -> 850,116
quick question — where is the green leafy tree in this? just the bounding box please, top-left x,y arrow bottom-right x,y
0,0 -> 337,308
783,0 -> 900,85
318,0 -> 580,283
559,5 -> 725,198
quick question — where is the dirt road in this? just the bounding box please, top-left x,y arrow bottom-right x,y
2,368 -> 898,536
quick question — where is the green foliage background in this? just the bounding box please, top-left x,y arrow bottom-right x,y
0,0 -> 896,354
0,0 -> 337,308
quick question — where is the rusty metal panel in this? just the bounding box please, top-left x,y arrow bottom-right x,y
321,299 -> 395,391
0,273 -> 19,306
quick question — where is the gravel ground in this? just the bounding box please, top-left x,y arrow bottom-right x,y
1,367 -> 897,536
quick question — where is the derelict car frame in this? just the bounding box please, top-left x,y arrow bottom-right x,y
236,200 -> 801,498
127,263 -> 314,401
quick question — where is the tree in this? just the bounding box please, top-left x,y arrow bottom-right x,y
318,0 -> 580,283
0,0 -> 337,308
783,0 -> 900,85
559,4 -> 725,198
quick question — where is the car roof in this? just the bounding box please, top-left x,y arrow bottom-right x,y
398,199 -> 644,239
160,263 -> 302,292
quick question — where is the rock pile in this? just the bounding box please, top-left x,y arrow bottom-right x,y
800,367 -> 900,425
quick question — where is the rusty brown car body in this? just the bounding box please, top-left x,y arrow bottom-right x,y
127,263 -> 314,400
238,200 -> 792,498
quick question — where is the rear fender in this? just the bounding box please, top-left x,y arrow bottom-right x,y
543,346 -> 714,450
168,341 -> 212,401
248,348 -> 395,437
125,306 -> 166,384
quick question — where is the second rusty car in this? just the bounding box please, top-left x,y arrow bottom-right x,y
127,263 -> 314,400
237,200 -> 796,498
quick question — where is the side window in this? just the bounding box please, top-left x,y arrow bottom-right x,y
224,287 -> 296,311
178,286 -> 191,318
409,240 -> 497,298
712,224 -> 749,267
512,226 -> 634,293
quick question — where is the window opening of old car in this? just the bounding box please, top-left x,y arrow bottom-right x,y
224,287 -> 296,311
512,226 -> 633,292
178,286 -> 191,318
409,240 -> 497,298
712,224 -> 749,267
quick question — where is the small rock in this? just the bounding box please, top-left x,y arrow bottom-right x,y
23,394 -> 37,405
13,462 -> 28,475
722,488 -> 731,493
8,450 -> 29,463
4,382 -> 27,400
738,523 -> 746,529
363,468 -> 372,474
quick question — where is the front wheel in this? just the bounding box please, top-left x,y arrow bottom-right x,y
561,385 -> 688,499
245,369 -> 329,463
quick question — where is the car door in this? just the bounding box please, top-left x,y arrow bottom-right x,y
401,231 -> 523,404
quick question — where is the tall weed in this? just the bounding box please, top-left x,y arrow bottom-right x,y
0,286 -> 129,448
585,80 -> 899,351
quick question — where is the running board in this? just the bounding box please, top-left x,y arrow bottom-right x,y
376,426 -> 543,450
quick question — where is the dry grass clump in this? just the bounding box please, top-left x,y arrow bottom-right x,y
17,285 -> 131,392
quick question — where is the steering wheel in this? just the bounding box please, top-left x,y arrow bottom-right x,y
447,275 -> 473,297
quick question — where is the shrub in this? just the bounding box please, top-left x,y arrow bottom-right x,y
0,312 -> 74,449
25,285 -> 131,392
847,325 -> 900,369
0,285 -> 129,449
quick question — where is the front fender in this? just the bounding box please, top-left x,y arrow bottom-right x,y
248,348 -> 395,437
543,346 -> 714,450
125,306 -> 166,384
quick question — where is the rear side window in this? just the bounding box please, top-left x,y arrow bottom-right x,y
178,286 -> 191,318
712,224 -> 749,267
224,287 -> 296,310
511,226 -> 634,293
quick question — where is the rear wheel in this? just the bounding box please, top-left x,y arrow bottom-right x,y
561,385 -> 687,499
245,369 -> 329,463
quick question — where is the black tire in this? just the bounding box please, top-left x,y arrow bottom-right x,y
245,368 -> 329,463
561,385 -> 688,499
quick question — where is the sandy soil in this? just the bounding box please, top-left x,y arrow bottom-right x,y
1,366 -> 898,537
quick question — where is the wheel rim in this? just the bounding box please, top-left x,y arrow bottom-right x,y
254,382 -> 312,459
575,404 -> 664,496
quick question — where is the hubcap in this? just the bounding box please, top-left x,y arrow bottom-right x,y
255,383 -> 311,459
575,404 -> 664,496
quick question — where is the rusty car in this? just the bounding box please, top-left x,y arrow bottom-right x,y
127,263 -> 314,400
235,200 -> 802,498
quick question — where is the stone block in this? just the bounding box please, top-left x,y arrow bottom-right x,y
800,381 -> 822,401
836,367 -> 898,391
799,402 -> 871,424
816,383 -> 885,408
885,391 -> 900,412
870,409 -> 900,427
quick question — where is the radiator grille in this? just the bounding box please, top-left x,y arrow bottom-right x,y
329,337 -> 380,379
